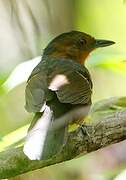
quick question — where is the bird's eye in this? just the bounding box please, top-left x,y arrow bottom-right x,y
78,39 -> 87,46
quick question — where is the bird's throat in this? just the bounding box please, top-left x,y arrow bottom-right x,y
79,51 -> 90,64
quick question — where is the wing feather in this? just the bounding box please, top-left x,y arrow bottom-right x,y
48,59 -> 92,105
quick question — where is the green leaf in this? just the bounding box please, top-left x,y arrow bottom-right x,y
90,96 -> 126,122
0,125 -> 29,152
94,60 -> 126,74
87,51 -> 126,74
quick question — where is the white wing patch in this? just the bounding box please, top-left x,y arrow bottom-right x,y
23,105 -> 53,160
49,74 -> 69,91
40,102 -> 46,112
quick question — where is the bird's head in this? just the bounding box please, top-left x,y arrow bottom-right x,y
43,31 -> 115,64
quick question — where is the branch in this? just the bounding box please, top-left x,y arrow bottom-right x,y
1,97 -> 126,179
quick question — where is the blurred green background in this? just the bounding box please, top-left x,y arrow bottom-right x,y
1,0 -> 126,179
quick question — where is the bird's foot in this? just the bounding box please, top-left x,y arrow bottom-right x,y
80,124 -> 90,137
80,124 -> 94,144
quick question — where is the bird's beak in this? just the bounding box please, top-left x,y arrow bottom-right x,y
94,39 -> 115,48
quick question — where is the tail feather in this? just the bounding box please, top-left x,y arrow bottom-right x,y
23,105 -> 67,160
23,105 -> 53,160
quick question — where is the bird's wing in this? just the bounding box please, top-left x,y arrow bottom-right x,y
48,59 -> 92,105
25,64 -> 53,113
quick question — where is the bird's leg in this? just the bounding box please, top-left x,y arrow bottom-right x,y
75,117 -> 91,137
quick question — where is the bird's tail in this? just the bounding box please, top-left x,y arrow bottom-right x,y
23,104 -> 67,160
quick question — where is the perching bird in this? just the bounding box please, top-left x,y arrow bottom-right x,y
23,31 -> 115,160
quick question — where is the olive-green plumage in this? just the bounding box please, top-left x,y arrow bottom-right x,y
23,31 -> 115,160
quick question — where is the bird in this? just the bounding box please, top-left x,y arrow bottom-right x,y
23,31 -> 115,160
